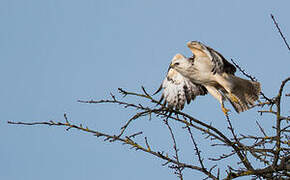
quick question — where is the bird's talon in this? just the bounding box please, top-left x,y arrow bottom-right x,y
257,100 -> 263,105
222,107 -> 230,115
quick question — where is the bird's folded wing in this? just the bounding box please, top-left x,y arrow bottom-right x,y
155,68 -> 207,110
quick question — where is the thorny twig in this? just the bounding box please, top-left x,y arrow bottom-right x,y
186,126 -> 219,179
164,119 -> 184,180
271,14 -> 290,51
273,77 -> 290,167
7,117 -> 205,173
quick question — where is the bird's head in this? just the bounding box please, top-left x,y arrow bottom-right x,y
187,41 -> 208,57
169,54 -> 192,75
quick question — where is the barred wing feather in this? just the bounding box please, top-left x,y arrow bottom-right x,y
155,68 -> 207,110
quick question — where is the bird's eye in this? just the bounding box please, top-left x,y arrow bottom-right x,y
189,55 -> 195,61
175,62 -> 180,66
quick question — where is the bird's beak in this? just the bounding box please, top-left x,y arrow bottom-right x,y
170,63 -> 174,68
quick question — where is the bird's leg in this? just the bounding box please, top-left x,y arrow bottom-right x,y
215,74 -> 239,104
205,85 -> 229,115
221,102 -> 230,115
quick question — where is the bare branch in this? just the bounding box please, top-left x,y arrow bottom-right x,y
273,77 -> 290,166
271,14 -> 290,51
164,119 -> 184,180
186,126 -> 218,179
7,119 -> 206,174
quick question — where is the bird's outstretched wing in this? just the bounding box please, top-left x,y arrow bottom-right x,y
154,68 -> 207,110
205,46 -> 236,74
187,41 -> 236,75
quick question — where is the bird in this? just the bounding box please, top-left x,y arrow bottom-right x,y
156,41 -> 261,114
154,59 -> 208,110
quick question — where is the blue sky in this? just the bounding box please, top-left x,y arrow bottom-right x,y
1,1 -> 289,179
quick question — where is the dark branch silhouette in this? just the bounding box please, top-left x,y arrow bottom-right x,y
271,14 -> 290,51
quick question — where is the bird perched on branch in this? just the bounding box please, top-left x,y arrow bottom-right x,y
156,41 -> 261,114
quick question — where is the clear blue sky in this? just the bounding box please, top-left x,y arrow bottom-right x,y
1,1 -> 289,179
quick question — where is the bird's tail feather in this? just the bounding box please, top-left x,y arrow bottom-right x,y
225,75 -> 261,113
